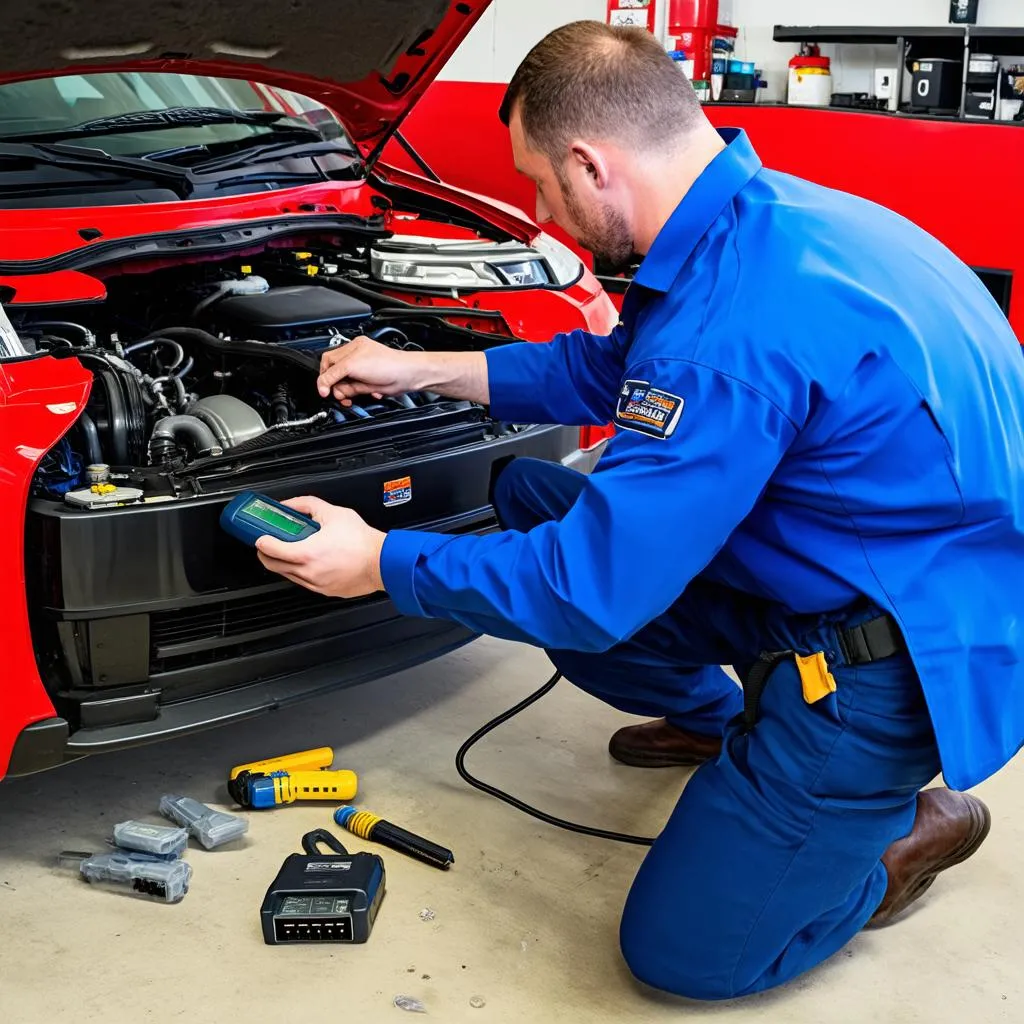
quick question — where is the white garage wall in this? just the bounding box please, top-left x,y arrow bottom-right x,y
439,0 -> 606,82
441,0 -> 1024,99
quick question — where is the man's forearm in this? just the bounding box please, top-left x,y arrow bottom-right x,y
412,350 -> 489,404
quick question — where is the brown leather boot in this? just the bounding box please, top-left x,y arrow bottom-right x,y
608,718 -> 722,768
866,786 -> 991,928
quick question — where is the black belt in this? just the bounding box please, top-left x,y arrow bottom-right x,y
835,613 -> 904,666
741,612 -> 905,733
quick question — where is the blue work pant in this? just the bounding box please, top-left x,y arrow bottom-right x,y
492,457 -> 942,1001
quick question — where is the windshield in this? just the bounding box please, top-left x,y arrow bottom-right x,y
0,72 -> 353,155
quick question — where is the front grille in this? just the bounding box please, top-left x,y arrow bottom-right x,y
148,508 -> 500,674
148,585 -> 391,674
151,587 -> 341,650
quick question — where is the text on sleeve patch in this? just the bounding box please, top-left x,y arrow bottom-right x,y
615,380 -> 685,439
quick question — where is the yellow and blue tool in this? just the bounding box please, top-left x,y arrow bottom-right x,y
229,747 -> 358,810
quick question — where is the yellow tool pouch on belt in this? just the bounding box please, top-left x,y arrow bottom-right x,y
796,652 -> 837,705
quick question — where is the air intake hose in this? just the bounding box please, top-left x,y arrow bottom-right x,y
148,415 -> 223,465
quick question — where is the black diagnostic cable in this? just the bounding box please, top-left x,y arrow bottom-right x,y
455,669 -> 657,847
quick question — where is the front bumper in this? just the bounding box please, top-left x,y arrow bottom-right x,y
13,423 -> 584,776
7,614 -> 475,775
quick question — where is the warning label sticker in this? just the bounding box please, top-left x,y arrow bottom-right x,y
615,380 -> 685,439
383,476 -> 413,508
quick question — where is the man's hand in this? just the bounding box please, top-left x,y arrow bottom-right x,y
318,336 -> 491,406
318,336 -> 426,404
255,496 -> 386,599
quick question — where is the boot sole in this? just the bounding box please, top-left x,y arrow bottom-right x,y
866,794 -> 992,929
608,747 -> 715,768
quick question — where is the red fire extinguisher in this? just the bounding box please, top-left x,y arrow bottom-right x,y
668,0 -> 736,86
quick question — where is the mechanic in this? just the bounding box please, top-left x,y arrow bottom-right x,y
255,21 -> 1024,1001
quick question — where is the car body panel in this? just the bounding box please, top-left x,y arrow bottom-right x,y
0,168 -> 547,271
1,354 -> 91,775
0,271 -> 109,305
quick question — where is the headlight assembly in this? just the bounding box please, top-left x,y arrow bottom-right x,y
369,234 -> 583,292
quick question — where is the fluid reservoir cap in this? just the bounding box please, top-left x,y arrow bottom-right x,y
85,463 -> 111,485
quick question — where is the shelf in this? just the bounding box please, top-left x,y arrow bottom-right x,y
773,25 -> 1024,48
773,26 -> 967,44
962,27 -> 1024,37
969,30 -> 1024,51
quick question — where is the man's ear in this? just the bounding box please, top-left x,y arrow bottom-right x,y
569,141 -> 610,191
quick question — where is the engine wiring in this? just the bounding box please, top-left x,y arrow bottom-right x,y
18,245 -> 511,503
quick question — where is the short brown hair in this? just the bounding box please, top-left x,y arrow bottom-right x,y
499,21 -> 704,162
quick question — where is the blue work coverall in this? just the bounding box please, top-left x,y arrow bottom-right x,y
379,128 -> 1024,999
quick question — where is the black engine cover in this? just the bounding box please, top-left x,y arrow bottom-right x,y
211,286 -> 372,346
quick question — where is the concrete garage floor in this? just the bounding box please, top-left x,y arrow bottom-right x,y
0,637 -> 1021,1023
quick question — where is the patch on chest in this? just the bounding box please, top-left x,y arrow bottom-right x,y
615,380 -> 685,439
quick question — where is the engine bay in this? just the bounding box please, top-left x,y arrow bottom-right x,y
15,241 -> 516,508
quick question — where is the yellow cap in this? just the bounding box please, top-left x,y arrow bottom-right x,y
240,265 -> 252,274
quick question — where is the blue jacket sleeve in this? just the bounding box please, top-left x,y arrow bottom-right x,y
379,358 -> 800,652
484,324 -> 627,427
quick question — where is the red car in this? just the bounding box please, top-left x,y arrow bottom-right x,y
0,1 -> 616,779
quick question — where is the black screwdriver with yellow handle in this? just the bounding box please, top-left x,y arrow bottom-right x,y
334,806 -> 454,871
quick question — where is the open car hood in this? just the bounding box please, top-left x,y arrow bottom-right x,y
0,0 -> 490,156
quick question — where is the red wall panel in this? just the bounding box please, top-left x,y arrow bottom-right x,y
385,82 -> 591,264
394,82 -> 1023,341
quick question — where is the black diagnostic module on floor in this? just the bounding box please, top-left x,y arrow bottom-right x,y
261,829 -> 385,944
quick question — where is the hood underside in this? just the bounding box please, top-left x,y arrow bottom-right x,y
0,0 -> 489,149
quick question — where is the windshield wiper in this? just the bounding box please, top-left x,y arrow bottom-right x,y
0,107 -> 323,145
187,139 -> 362,174
0,141 -> 194,193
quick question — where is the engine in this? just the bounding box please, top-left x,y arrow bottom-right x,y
19,247 -> 502,506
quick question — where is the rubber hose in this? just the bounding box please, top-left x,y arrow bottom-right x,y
27,320 -> 94,345
77,413 -> 103,466
172,375 -> 187,410
272,384 -> 291,426
148,415 -> 222,461
323,276 -> 505,323
191,282 -> 232,318
368,326 -> 410,347
141,327 -> 318,373
139,326 -> 227,347
125,337 -> 186,372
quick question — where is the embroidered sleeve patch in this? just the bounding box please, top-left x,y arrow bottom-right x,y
615,380 -> 685,439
